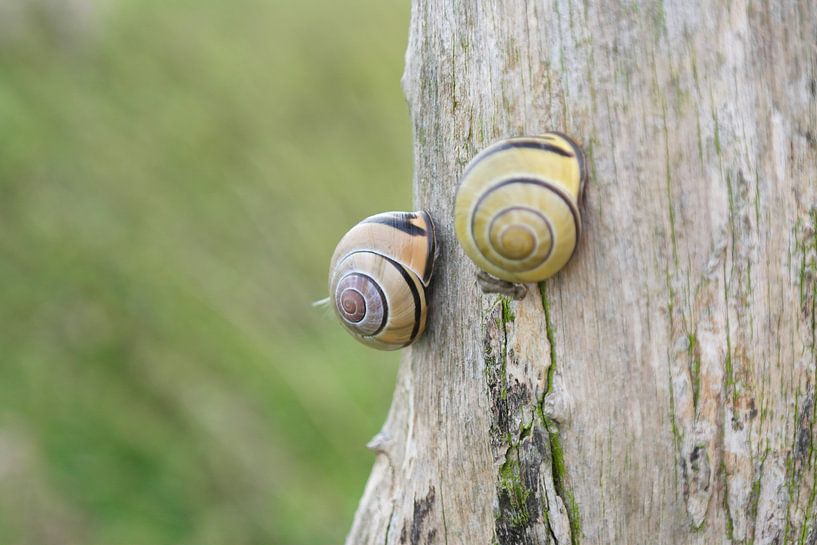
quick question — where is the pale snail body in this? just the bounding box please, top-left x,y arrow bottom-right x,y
454,132 -> 587,283
329,211 -> 436,350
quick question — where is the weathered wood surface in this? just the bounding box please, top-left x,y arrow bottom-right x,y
347,1 -> 817,543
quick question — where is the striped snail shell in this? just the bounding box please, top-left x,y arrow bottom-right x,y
329,210 -> 436,350
454,132 -> 587,283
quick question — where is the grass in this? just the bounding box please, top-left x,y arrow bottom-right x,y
0,0 -> 411,543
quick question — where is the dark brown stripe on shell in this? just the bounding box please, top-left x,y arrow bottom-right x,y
545,131 -> 588,196
339,288 -> 366,322
487,205 -> 555,264
470,177 -> 581,267
419,210 -> 436,285
379,255 -> 422,346
365,275 -> 389,336
362,212 -> 427,237
460,138 -> 575,181
338,272 -> 389,337
337,251 -> 421,344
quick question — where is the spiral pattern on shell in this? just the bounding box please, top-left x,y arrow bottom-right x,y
454,132 -> 587,283
328,211 -> 436,350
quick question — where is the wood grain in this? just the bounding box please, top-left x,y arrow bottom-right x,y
347,1 -> 817,543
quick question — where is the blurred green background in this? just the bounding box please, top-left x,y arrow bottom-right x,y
0,0 -> 411,543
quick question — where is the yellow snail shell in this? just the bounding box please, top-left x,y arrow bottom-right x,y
454,132 -> 587,283
329,210 -> 436,350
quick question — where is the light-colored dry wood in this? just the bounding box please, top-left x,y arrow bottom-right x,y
346,1 -> 817,543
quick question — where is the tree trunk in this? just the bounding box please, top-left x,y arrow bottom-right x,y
346,1 -> 817,543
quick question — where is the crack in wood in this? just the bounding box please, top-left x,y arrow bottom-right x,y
484,290 -> 575,545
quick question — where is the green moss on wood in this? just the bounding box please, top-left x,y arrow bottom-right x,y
497,448 -> 532,528
712,110 -> 722,156
753,170 -> 761,227
539,282 -> 582,545
540,283 -> 558,392
500,295 -> 516,325
483,301 -> 508,403
661,95 -> 680,271
688,332 -> 702,410
721,459 -> 734,540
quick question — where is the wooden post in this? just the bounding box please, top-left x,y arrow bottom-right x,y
347,2 -> 817,543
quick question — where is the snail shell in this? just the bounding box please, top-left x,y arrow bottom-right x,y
454,132 -> 587,283
329,210 -> 436,350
